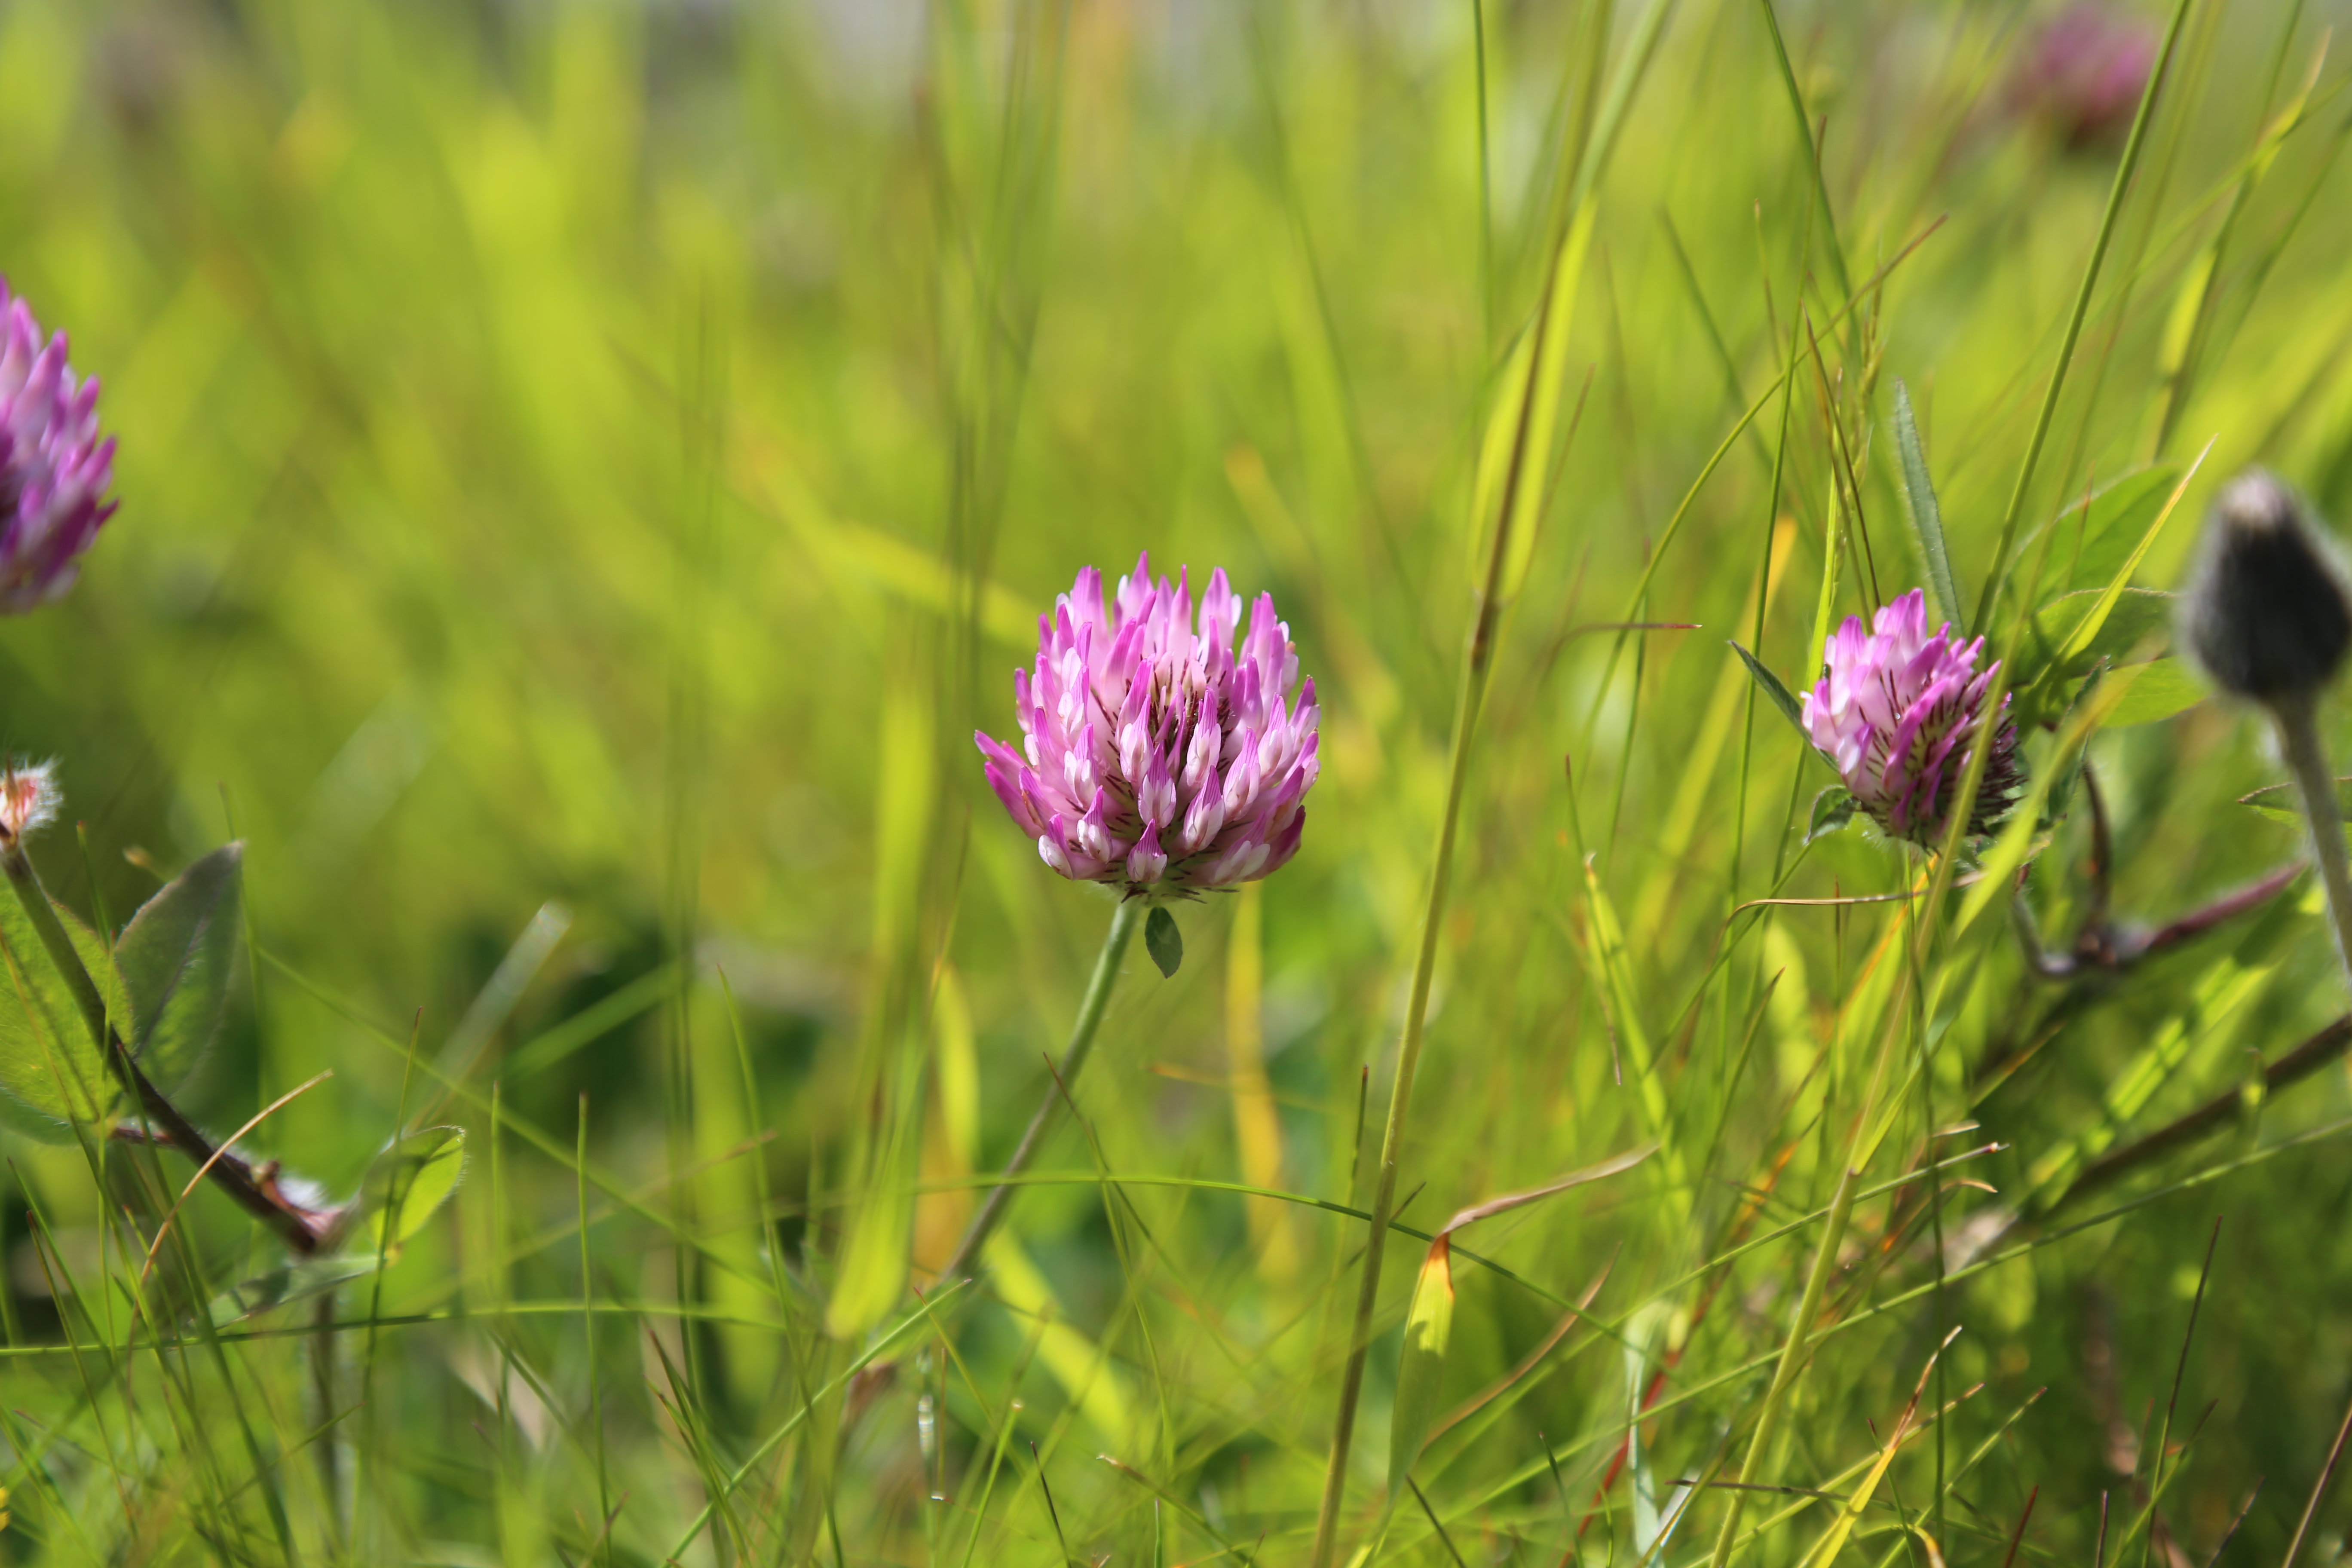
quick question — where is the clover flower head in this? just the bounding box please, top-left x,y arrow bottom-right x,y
0,284 -> 116,612
977,554 -> 1320,897
1800,589 -> 2021,843
2010,3 -> 2158,150
0,759 -> 59,844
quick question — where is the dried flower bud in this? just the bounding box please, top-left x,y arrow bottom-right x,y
0,760 -> 59,843
2181,470 -> 2352,705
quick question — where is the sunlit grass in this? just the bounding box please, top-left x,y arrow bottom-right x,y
1,0 -> 2351,1563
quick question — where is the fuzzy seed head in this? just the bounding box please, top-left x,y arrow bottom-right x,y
2181,470 -> 2352,704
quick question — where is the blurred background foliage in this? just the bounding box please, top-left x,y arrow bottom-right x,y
6,0 -> 2352,1562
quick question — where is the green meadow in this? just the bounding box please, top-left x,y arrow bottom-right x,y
3,0 -> 2352,1563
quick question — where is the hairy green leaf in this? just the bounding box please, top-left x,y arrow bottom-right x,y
115,842 -> 243,1096
2102,658 -> 2206,728
0,885 -> 130,1142
2024,588 -> 2177,684
2044,465 -> 2179,596
2015,459 -> 2203,730
1807,787 -> 1860,844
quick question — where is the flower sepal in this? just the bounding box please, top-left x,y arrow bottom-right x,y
1806,786 -> 1861,845
1730,640 -> 1807,739
1144,906 -> 1184,978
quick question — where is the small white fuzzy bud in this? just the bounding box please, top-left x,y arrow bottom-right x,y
0,760 -> 60,843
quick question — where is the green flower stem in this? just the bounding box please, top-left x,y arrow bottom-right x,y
0,840 -> 323,1254
2272,691 -> 2352,987
935,895 -> 1143,1283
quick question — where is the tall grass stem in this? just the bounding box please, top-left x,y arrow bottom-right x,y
1704,1164 -> 1862,1568
1308,245 -> 1544,1558
2285,1383 -> 2352,1568
1969,0 -> 2193,633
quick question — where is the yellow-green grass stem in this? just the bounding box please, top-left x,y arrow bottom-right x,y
1703,1164 -> 1862,1568
1308,213 -> 1544,1561
1307,613 -> 1493,1568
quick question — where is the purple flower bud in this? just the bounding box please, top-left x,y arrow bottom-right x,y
0,284 -> 116,612
2181,470 -> 2352,705
978,554 -> 1320,897
1800,588 -> 2022,843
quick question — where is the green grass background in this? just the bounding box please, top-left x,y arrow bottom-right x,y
5,0 -> 2352,1562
